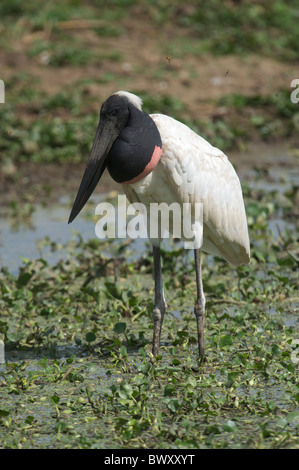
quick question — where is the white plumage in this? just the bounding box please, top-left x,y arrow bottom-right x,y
123,112 -> 250,266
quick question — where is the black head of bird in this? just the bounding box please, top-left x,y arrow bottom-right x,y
68,92 -> 162,224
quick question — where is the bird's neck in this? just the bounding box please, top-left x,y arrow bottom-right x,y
107,108 -> 162,184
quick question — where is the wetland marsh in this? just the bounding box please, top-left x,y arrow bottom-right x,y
0,0 -> 298,449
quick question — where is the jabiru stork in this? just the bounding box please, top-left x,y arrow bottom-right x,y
68,91 -> 250,359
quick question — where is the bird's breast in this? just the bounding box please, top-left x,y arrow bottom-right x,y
127,161 -> 176,206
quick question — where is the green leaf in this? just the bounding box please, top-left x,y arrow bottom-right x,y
226,372 -> 239,388
16,272 -> 32,288
177,330 -> 188,338
164,397 -> 180,412
164,384 -> 176,396
205,424 -> 221,435
25,415 -> 35,425
119,345 -> 127,357
172,358 -> 181,366
286,410 -> 299,424
85,332 -> 96,343
114,322 -> 126,334
186,376 -> 197,388
222,420 -> 237,432
220,335 -> 233,347
119,382 -> 133,399
105,281 -> 123,300
51,395 -> 60,405
271,344 -> 281,355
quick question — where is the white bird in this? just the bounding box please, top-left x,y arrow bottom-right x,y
68,91 -> 250,359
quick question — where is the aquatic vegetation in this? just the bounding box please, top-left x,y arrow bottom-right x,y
0,0 -> 298,450
0,176 -> 298,449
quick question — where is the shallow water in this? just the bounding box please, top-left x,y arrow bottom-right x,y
0,203 -> 87,274
0,196 -> 148,275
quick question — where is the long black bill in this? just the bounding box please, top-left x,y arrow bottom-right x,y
68,119 -> 119,224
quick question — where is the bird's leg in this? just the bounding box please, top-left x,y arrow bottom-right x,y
194,249 -> 205,358
152,245 -> 166,356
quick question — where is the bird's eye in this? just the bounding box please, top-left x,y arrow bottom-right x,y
108,107 -> 119,116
